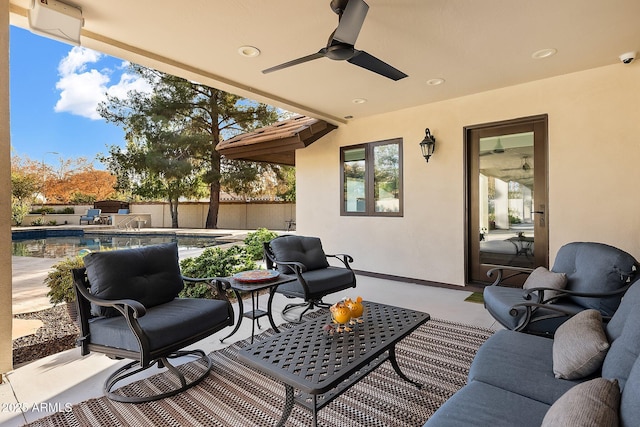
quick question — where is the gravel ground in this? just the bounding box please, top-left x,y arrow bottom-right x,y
13,305 -> 79,367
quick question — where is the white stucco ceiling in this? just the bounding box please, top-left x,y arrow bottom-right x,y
9,0 -> 640,125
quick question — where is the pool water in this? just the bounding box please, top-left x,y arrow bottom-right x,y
12,232 -> 222,258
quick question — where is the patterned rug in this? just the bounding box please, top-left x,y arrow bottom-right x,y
26,315 -> 494,427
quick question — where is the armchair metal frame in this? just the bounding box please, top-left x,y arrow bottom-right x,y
263,238 -> 356,322
72,268 -> 233,403
486,262 -> 639,333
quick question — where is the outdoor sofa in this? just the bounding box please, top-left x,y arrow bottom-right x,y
425,276 -> 640,426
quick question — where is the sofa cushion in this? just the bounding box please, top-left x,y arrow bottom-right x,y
553,309 -> 609,380
469,329 -> 582,405
523,266 -> 567,300
620,355 -> 640,427
269,236 -> 330,274
602,306 -> 640,390
541,378 -> 620,427
551,242 -> 636,315
606,278 -> 640,342
423,380 -> 549,427
84,243 -> 184,317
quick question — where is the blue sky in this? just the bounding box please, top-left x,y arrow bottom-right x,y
10,26 -> 151,169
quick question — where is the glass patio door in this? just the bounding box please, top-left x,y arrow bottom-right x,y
466,116 -> 548,285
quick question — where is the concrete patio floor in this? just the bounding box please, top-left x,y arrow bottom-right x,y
2,230 -> 499,426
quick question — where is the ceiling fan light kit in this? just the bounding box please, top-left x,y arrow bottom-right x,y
262,0 -> 408,81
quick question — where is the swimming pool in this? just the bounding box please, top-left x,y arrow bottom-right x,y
11,230 -> 224,258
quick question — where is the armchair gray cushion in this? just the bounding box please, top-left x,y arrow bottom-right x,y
84,242 -> 184,317
270,235 -> 330,274
88,298 -> 231,352
552,242 -> 637,313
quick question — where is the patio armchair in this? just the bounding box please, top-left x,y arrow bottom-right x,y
483,241 -> 639,336
71,242 -> 233,403
79,208 -> 101,224
264,235 -> 356,322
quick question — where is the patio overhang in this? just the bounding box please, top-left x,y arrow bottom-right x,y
216,115 -> 337,166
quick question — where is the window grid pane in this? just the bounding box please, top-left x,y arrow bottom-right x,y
373,143 -> 400,213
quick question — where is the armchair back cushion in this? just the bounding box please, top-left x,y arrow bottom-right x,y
84,242 -> 184,317
269,236 -> 330,274
551,242 -> 637,315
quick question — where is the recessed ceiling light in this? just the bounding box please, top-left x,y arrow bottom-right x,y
531,48 -> 557,59
426,78 -> 445,86
352,98 -> 367,104
237,46 -> 260,58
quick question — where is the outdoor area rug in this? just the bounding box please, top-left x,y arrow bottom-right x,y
26,315 -> 494,427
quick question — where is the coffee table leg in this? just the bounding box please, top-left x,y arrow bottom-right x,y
220,289 -> 243,343
389,346 -> 423,389
275,384 -> 295,427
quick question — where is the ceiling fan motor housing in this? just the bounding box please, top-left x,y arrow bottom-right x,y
326,43 -> 356,60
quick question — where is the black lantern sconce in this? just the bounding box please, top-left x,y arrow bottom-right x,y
419,128 -> 436,162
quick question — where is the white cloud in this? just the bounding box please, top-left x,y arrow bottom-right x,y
54,47 -> 152,120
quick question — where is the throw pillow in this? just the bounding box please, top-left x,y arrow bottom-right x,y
523,266 -> 568,300
553,309 -> 610,380
541,378 -> 620,427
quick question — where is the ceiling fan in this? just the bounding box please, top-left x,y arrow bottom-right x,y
479,139 -> 505,156
262,0 -> 408,81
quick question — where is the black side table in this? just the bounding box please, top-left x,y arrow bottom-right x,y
220,272 -> 296,344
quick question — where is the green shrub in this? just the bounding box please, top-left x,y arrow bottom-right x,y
45,255 -> 86,305
179,245 -> 257,299
31,207 -> 55,214
243,228 -> 278,260
31,218 -> 44,226
57,207 -> 76,214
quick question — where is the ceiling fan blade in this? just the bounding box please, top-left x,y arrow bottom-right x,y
347,50 -> 408,81
332,0 -> 369,45
262,50 -> 326,74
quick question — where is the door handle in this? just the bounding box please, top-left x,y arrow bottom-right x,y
532,211 -> 544,214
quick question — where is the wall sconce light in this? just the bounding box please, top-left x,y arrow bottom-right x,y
419,128 -> 436,162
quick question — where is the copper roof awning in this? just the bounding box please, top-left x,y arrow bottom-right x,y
215,115 -> 337,166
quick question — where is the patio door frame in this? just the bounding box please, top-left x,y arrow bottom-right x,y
464,114 -> 549,285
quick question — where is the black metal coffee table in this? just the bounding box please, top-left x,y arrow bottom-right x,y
237,301 -> 430,426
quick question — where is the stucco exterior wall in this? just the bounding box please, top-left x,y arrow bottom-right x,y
1,0 -> 12,374
296,63 -> 640,286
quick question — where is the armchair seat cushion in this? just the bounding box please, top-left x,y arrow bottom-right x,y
88,298 -> 230,353
483,286 -> 582,331
276,267 -> 355,299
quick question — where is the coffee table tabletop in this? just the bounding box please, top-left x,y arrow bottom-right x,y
237,301 -> 430,426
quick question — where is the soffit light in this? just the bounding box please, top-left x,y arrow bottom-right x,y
238,46 -> 261,58
426,78 -> 445,86
531,48 -> 557,59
